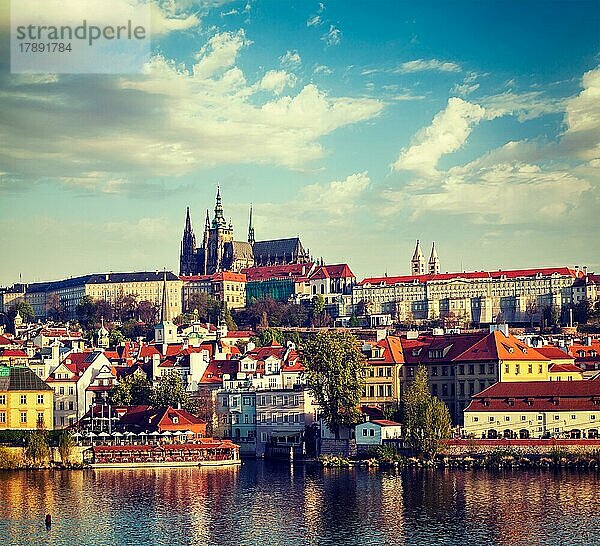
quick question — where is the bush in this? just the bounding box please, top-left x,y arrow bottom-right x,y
0,446 -> 23,469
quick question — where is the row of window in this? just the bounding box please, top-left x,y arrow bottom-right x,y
56,401 -> 75,411
1,394 -> 46,405
474,414 -> 597,423
363,385 -> 393,398
0,411 -> 44,425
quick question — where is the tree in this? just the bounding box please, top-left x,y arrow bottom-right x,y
94,299 -> 114,323
109,329 -> 125,347
57,430 -> 74,464
114,294 -> 138,323
122,319 -> 151,341
137,300 -> 158,324
573,299 -> 592,325
76,295 -> 96,329
525,298 -> 539,328
108,374 -> 153,406
402,366 -> 452,460
152,370 -> 190,410
221,303 -> 237,331
348,313 -> 360,327
8,300 -> 34,325
25,429 -> 50,465
46,294 -> 66,322
302,331 -> 366,439
184,292 -> 221,323
259,328 -> 285,346
194,387 -> 217,436
542,304 -> 560,328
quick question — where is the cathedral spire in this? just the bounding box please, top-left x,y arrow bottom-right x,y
428,242 -> 440,275
248,203 -> 255,245
212,185 -> 226,228
185,206 -> 192,231
179,207 -> 197,276
160,270 -> 169,322
411,239 -> 425,276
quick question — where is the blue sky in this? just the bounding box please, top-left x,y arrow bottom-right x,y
0,0 -> 599,283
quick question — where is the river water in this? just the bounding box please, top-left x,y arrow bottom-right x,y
0,461 -> 597,546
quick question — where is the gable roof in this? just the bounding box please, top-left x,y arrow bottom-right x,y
454,331 -> 549,362
242,262 -> 314,282
252,237 -> 306,259
0,366 -> 53,391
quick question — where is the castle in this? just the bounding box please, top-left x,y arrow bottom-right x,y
179,188 -> 311,276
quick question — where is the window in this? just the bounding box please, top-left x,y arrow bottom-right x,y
37,412 -> 44,425
20,395 -> 27,405
489,416 -> 495,422
20,412 -> 27,424
505,416 -> 510,422
459,383 -> 465,396
537,415 -> 543,421
442,384 -> 448,397
222,397 -> 229,407
468,365 -> 475,375
479,364 -> 485,374
59,401 -> 64,411
521,416 -> 526,421
0,412 -> 5,423
469,382 -> 475,395
473,417 -> 479,422
369,429 -> 375,436
554,415 -> 560,421
571,415 -> 576,420
488,363 -> 495,375
432,384 -> 438,395
442,366 -> 448,376
0,395 -> 5,405
244,414 -> 249,424
172,416 -> 179,424
515,364 -> 520,375
591,415 -> 596,421
362,429 -> 367,436
459,365 -> 464,375
59,386 -> 64,395
505,364 -> 510,374
528,364 -> 533,374
68,386 -> 74,396
69,401 -> 74,411
37,394 -> 44,405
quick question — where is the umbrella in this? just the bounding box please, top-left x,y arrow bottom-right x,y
86,431 -> 97,438
171,430 -> 183,436
72,432 -> 82,438
182,430 -> 194,437
98,432 -> 110,438
111,431 -> 124,437
160,431 -> 172,437
149,431 -> 161,437
124,431 -> 136,437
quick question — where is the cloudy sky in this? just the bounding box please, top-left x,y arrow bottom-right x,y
0,0 -> 599,283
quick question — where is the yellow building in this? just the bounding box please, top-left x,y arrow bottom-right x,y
0,365 -> 54,430
463,381 -> 600,439
360,335 -> 404,409
181,271 -> 247,310
18,271 -> 182,320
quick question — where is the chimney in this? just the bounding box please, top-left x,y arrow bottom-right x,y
376,329 -> 387,341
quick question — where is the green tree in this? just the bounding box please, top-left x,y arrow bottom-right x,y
402,366 -> 452,459
76,295 -> 97,329
25,429 -> 50,465
348,313 -> 360,327
109,329 -> 125,347
259,328 -> 285,346
114,294 -> 138,322
302,331 -> 366,439
152,370 -> 190,410
108,374 -> 153,406
573,299 -> 592,325
137,300 -> 158,324
46,294 -> 66,322
8,300 -> 34,325
542,304 -> 560,328
57,430 -> 74,464
94,299 -> 114,323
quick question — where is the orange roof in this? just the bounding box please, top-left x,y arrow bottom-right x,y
309,264 -> 355,281
549,362 -> 583,374
535,346 -> 573,360
242,263 -> 314,282
181,271 -> 246,283
454,331 -> 549,362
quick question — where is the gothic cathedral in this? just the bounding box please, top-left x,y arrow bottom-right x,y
180,187 -> 311,276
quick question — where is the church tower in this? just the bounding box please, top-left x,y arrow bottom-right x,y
206,186 -> 234,274
154,272 -> 177,347
411,239 -> 425,276
179,207 -> 197,276
248,204 -> 255,245
428,242 -> 440,275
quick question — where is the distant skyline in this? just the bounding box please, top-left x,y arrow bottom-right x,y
1,0 -> 599,284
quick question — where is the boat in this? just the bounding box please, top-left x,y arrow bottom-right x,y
83,439 -> 241,468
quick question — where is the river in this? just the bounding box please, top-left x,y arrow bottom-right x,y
0,461 -> 597,545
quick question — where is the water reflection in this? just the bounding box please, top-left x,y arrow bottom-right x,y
0,465 -> 597,546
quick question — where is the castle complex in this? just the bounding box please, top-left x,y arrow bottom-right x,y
179,188 -> 311,276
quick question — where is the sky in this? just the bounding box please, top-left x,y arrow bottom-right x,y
0,0 -> 599,284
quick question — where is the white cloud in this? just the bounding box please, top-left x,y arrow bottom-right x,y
220,9 -> 238,17
307,15 -> 322,27
0,31 -> 383,188
313,64 -> 332,75
322,25 -> 341,47
300,172 -> 370,219
560,66 -> 600,161
395,59 -> 461,74
257,70 -> 297,95
384,162 -> 590,225
389,92 -> 426,101
391,98 -> 485,175
280,50 -> 302,69
481,91 -> 566,122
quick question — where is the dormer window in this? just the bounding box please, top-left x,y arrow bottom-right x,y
172,416 -> 179,424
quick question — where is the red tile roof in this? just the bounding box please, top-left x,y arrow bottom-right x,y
465,380 -> 600,412
200,359 -> 239,385
549,363 -> 584,374
535,346 -> 573,360
309,264 -> 355,281
0,349 -> 28,357
359,266 -> 581,286
242,263 -> 314,282
180,271 -> 246,283
371,419 -> 402,427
